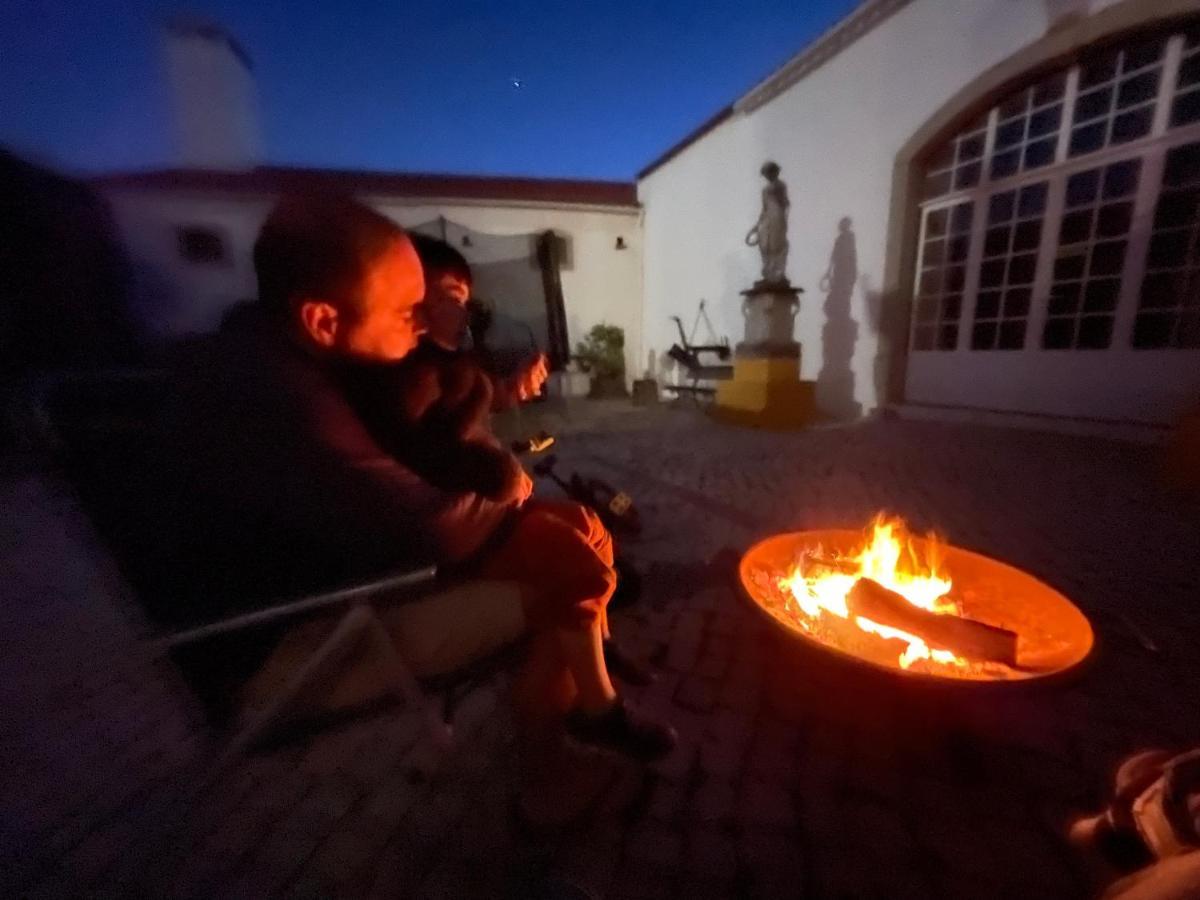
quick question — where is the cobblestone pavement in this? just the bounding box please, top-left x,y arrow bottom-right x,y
3,408 -> 1199,899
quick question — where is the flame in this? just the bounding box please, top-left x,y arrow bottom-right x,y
780,514 -> 968,671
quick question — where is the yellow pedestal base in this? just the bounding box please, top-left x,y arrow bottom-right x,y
711,356 -> 818,429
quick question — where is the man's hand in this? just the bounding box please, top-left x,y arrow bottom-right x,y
514,469 -> 534,507
513,353 -> 549,402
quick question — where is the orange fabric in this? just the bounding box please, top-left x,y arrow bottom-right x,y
480,499 -> 615,630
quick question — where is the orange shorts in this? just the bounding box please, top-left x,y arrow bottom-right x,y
479,499 -> 616,630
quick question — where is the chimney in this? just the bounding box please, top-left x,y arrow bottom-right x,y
163,16 -> 263,170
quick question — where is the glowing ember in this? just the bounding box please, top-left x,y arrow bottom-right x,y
779,515 -> 970,672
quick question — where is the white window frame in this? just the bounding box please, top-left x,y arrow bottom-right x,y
912,28 -> 1200,354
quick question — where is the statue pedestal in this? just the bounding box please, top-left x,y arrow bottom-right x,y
712,282 -> 818,429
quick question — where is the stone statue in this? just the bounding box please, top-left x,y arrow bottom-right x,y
744,161 -> 790,285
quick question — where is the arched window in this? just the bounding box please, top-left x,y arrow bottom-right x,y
912,22 -> 1200,354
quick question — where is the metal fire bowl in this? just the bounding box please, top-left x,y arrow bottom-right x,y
739,530 -> 1095,686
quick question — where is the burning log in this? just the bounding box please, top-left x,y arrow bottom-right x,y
846,578 -> 1018,666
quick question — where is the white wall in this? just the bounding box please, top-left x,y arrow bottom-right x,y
100,189 -> 643,380
638,0 -> 1197,424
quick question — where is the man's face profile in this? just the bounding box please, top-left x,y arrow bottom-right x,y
304,236 -> 427,363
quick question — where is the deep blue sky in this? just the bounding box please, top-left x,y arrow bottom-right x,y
2,0 -> 860,181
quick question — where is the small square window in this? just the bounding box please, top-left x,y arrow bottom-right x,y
1066,169 -> 1101,208
1084,278 -> 1120,312
938,323 -> 959,350
998,319 -> 1027,349
1164,143 -> 1200,188
1096,201 -> 1133,238
1033,72 -> 1067,106
944,266 -> 966,293
1117,71 -> 1159,109
1171,89 -> 1200,128
1048,283 -> 1081,316
1013,220 -> 1042,252
1018,182 -> 1048,217
991,150 -> 1020,180
1028,104 -> 1062,138
1103,159 -> 1141,198
1077,315 -> 1113,348
954,162 -> 982,190
924,170 -> 953,198
957,134 -> 986,162
1089,239 -> 1127,276
998,90 -> 1030,122
1080,50 -> 1118,89
951,203 -> 974,233
943,294 -> 963,320
1075,86 -> 1113,123
980,259 -> 1006,288
1154,188 -> 1199,229
1054,253 -> 1086,282
1004,288 -> 1032,317
988,191 -> 1016,225
995,118 -> 1026,150
926,208 -> 949,236
1043,317 -> 1075,348
1007,253 -> 1037,285
177,226 -> 227,264
1178,54 -> 1200,90
1111,107 -> 1153,145
985,226 -> 1011,257
1122,37 -> 1165,73
976,291 -> 1001,319
1060,210 -> 1093,245
1147,229 -> 1188,268
1133,312 -> 1173,347
1139,271 -> 1181,309
1070,122 -> 1107,157
972,321 -> 997,350
948,235 -> 970,263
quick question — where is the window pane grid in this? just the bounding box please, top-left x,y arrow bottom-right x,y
1172,30 -> 1200,128
991,73 -> 1066,181
1135,141 -> 1200,347
923,118 -> 988,199
1043,159 -> 1142,350
971,182 -> 1048,350
1070,37 -> 1165,157
911,200 -> 973,351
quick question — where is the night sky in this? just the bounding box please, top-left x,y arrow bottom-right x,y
2,0 -> 860,180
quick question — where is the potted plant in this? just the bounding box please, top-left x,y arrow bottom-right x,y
574,323 -> 627,399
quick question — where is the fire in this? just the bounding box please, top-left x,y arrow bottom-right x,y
780,514 -> 969,671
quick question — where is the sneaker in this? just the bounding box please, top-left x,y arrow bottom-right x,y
565,699 -> 678,762
603,638 -> 656,686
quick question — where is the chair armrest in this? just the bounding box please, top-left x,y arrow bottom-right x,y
159,565 -> 439,649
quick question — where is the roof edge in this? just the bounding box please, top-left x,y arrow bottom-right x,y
91,165 -> 640,208
637,0 -> 914,181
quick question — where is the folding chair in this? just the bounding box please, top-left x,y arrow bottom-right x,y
663,309 -> 733,403
28,368 -> 519,776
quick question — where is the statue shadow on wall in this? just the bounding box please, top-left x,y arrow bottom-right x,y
816,217 -> 862,420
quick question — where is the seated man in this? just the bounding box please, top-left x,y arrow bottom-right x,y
167,194 -> 674,817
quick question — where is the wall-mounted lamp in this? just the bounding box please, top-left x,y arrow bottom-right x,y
461,235 -> 473,248
615,236 -> 627,250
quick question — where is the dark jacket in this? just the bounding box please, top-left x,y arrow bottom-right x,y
338,346 -> 526,503
163,305 -> 515,620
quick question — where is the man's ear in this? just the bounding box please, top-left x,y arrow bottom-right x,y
297,299 -> 341,349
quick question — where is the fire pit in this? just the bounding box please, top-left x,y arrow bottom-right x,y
739,515 -> 1093,683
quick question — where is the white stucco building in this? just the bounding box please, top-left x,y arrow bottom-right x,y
93,19 -> 643,383
638,0 -> 1200,427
